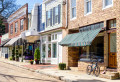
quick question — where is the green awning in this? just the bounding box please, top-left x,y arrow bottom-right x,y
59,26 -> 103,47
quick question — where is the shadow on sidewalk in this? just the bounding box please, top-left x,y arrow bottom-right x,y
73,79 -> 105,82
0,73 -> 57,82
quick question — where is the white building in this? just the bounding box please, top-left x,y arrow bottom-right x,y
40,0 -> 64,64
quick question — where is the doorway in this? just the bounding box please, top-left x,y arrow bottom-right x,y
108,33 -> 117,68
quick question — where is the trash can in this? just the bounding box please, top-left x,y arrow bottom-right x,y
5,54 -> 8,59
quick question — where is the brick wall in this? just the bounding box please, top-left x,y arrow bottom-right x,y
9,15 -> 27,38
62,0 -> 120,70
67,0 -> 120,30
8,4 -> 28,39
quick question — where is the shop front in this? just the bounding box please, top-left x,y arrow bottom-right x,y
40,31 -> 62,64
59,22 -> 112,70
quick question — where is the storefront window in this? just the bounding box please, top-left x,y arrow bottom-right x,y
52,43 -> 57,58
48,44 -> 51,58
80,36 -> 104,62
42,44 -> 46,58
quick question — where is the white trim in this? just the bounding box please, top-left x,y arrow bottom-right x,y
102,0 -> 113,10
84,0 -> 92,16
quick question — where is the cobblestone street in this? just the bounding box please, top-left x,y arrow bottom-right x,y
0,62 -> 62,82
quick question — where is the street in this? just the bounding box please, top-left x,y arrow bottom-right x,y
0,62 -> 62,82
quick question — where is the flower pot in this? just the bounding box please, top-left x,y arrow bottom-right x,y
35,60 -> 39,64
30,62 -> 33,65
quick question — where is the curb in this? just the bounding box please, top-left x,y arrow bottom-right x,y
0,60 -> 76,82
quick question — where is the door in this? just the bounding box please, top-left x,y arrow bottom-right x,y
109,33 -> 117,68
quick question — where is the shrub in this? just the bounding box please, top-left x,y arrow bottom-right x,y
9,56 -> 13,60
59,63 -> 66,70
34,48 -> 40,61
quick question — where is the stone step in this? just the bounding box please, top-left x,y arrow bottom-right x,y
69,67 -> 78,72
100,72 -> 119,80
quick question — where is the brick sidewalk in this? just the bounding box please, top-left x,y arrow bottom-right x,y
23,64 -> 58,70
0,58 -> 120,82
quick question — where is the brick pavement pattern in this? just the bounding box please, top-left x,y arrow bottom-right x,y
0,62 -> 62,82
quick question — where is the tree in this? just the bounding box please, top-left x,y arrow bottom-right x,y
0,0 -> 19,18
0,19 -> 5,36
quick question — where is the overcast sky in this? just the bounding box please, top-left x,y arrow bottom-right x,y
16,0 -> 42,12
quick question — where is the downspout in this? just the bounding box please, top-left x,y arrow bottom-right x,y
66,0 -> 68,28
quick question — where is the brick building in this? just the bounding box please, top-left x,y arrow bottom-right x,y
4,4 -> 28,60
8,4 -> 28,39
60,0 -> 120,73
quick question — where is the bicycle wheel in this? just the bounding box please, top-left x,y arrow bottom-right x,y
94,66 -> 100,77
86,65 -> 92,75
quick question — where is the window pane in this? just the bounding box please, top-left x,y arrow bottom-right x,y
52,43 -> 57,58
114,20 -> 116,27
71,0 -> 76,18
110,33 -> 116,52
55,34 -> 57,40
71,0 -> 76,7
86,0 -> 91,13
42,44 -> 46,58
48,44 -> 51,58
48,35 -> 51,42
42,37 -> 46,43
72,7 -> 76,18
105,0 -> 112,6
52,35 -> 54,40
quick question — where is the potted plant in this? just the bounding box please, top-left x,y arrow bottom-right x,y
59,63 -> 66,70
34,48 -> 40,64
35,59 -> 39,64
29,59 -> 34,65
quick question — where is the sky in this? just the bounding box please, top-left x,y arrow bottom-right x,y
16,0 -> 42,12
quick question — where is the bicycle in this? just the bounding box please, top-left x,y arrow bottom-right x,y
86,59 -> 100,77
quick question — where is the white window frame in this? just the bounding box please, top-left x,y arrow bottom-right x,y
70,0 -> 76,20
103,0 -> 113,9
84,0 -> 92,16
51,33 -> 58,41
15,22 -> 18,33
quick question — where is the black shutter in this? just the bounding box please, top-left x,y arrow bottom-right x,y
58,4 -> 61,24
46,11 -> 48,27
53,7 -> 55,25
50,9 -> 52,26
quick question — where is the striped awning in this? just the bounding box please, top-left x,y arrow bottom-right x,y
4,36 -> 21,46
59,26 -> 103,47
0,39 -> 11,47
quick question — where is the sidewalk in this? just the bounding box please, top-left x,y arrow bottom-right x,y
0,58 -> 120,82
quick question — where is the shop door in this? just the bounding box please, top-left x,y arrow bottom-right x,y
109,33 -> 117,68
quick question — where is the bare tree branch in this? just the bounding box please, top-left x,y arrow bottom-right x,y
0,0 -> 19,18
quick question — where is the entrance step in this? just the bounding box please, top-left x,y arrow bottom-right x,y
69,67 -> 78,71
23,60 -> 30,63
100,71 -> 119,80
